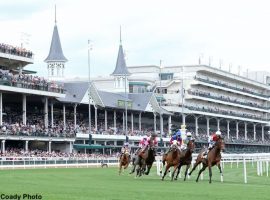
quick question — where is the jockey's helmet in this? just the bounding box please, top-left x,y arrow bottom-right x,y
186,132 -> 192,137
216,131 -> 221,136
176,131 -> 181,137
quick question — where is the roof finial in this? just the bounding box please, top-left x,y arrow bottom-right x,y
55,4 -> 57,24
120,26 -> 122,45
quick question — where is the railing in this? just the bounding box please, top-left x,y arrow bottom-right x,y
195,77 -> 269,98
156,153 -> 270,183
185,105 -> 266,121
0,77 -> 64,93
0,131 -> 75,138
0,157 -> 119,169
187,90 -> 270,110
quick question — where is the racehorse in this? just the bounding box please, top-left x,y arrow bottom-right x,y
130,137 -> 156,177
161,143 -> 181,181
137,145 -> 156,176
119,150 -> 130,175
174,139 -> 195,181
188,137 -> 225,183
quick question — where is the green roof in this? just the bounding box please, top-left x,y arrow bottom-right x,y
73,144 -> 116,149
129,82 -> 149,86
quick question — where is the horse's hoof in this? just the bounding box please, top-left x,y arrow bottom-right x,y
174,178 -> 177,181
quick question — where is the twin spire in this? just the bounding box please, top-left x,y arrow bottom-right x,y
44,5 -> 67,63
111,26 -> 130,76
45,6 -> 128,78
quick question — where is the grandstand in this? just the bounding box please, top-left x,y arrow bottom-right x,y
1,14 -> 270,159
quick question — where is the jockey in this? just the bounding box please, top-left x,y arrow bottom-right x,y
135,135 -> 148,155
139,135 -> 148,149
120,141 -> 131,159
202,130 -> 222,157
181,132 -> 192,150
208,131 -> 222,149
170,129 -> 182,146
164,129 -> 182,155
141,133 -> 158,153
121,142 -> 131,154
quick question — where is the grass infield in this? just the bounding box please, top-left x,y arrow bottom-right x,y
0,163 -> 269,200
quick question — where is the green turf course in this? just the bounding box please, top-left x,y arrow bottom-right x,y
0,163 -> 269,200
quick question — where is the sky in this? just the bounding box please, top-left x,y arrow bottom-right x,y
1,0 -> 270,78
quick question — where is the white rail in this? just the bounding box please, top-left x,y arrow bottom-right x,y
157,153 -> 270,183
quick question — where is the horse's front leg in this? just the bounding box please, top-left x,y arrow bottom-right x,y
145,164 -> 152,175
208,164 -> 212,184
196,164 -> 207,182
189,162 -> 198,176
184,164 -> 190,181
217,162 -> 223,181
171,165 -> 178,181
174,164 -> 182,181
130,157 -> 138,174
161,164 -> 170,181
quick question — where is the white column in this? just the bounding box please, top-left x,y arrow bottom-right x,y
44,97 -> 48,129
262,125 -> 265,142
195,116 -> 198,136
154,113 -> 157,133
22,94 -> 27,125
114,110 -> 116,131
69,141 -> 73,153
168,115 -> 172,135
182,114 -> 186,125
104,110 -> 108,131
25,140 -> 29,152
131,113 -> 134,133
139,112 -> 142,131
83,140 -> 86,154
122,112 -> 125,131
160,114 -> 163,137
0,93 -> 2,126
48,141 -> 52,153
227,120 -> 230,139
51,103 -> 54,128
63,104 -> 66,131
95,107 -> 97,131
74,104 -> 77,129
217,118 -> 220,131
206,117 -> 210,137
254,124 -> 256,140
236,121 -> 239,140
244,122 -> 247,140
2,140 -> 5,153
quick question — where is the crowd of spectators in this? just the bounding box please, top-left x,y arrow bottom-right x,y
1,148 -> 118,159
0,108 -> 269,147
194,75 -> 269,98
0,43 -> 33,58
187,89 -> 268,110
0,69 -> 63,93
186,104 -> 264,121
0,113 -> 76,138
